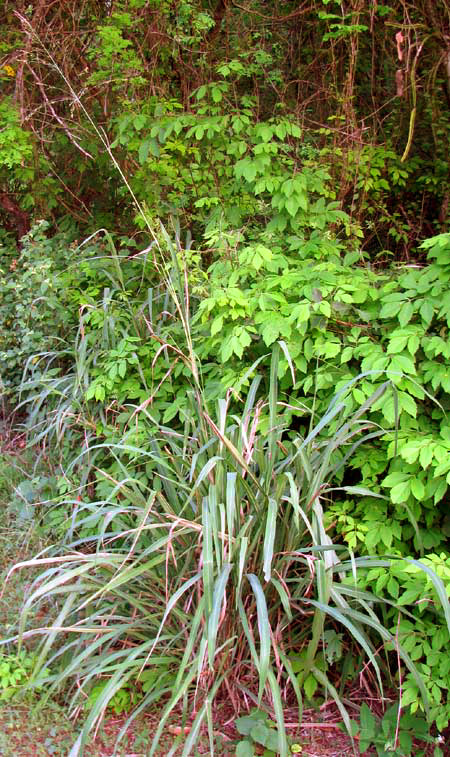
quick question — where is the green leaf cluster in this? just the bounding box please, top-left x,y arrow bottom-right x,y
0,650 -> 49,702
353,702 -> 436,756
0,222 -> 75,392
358,554 -> 450,731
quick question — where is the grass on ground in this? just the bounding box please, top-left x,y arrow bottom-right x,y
0,419 -> 360,756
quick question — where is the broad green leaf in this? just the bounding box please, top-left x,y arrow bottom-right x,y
383,472 -> 409,488
419,445 -> 433,469
195,85 -> 207,100
261,320 -> 281,346
318,301 -> 331,318
236,740 -> 254,757
379,525 -> 393,548
407,334 -> 420,355
380,300 -> 404,319
398,301 -> 414,326
292,302 -> 310,324
387,335 -> 408,354
359,702 -> 376,736
236,716 -> 261,736
242,160 -> 257,182
388,354 -> 416,375
303,672 -> 318,699
340,346 -> 353,363
322,340 -> 340,358
297,189 -> 308,211
399,391 -> 417,417
410,477 -> 425,500
258,124 -> 273,142
210,314 -> 223,337
250,722 -> 272,746
390,479 -> 411,503
285,196 -> 299,217
420,300 -> 434,324
397,588 -> 422,606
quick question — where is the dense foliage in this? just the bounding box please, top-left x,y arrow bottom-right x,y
1,1 -> 449,756
0,0 -> 448,251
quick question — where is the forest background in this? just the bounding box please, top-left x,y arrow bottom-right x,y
0,1 -> 449,756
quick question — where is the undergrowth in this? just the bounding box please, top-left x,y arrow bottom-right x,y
1,231 -> 449,756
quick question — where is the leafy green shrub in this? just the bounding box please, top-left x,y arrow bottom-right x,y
358,553 -> 450,732
351,702 -> 438,757
27,227 -> 448,541
0,222 -> 76,392
0,649 -> 49,702
111,83 -> 351,244
192,231 -> 450,556
0,98 -> 33,183
15,177 -> 448,570
0,98 -> 61,221
86,680 -> 139,716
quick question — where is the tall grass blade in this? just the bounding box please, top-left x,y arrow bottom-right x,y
247,573 -> 271,702
263,497 -> 277,582
207,563 -> 232,668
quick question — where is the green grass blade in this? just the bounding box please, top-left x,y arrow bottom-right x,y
207,563 -> 232,668
174,597 -> 205,690
267,669 -> 289,757
226,471 -> 237,544
151,573 -> 201,654
266,344 -> 280,487
304,598 -> 383,695
263,497 -> 277,582
180,675 -> 225,756
311,666 -> 356,754
270,578 -> 292,622
148,668 -> 198,757
237,536 -> 248,602
278,648 -> 302,726
247,573 -> 271,702
202,498 -> 213,615
237,596 -> 259,668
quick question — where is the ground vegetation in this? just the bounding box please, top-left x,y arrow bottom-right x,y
0,2 -> 449,755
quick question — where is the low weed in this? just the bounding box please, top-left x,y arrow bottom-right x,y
0,649 -> 49,702
234,708 -> 302,756
350,702 -> 441,757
